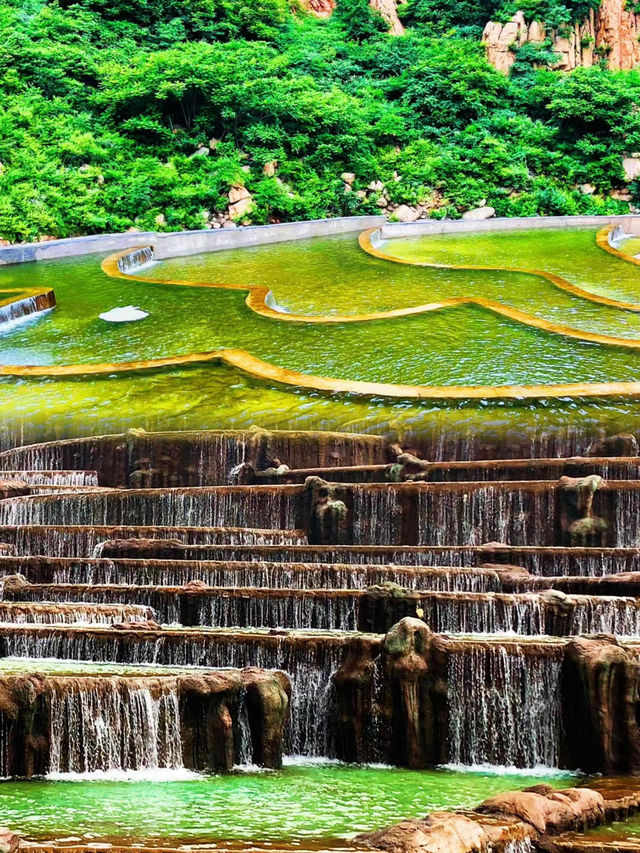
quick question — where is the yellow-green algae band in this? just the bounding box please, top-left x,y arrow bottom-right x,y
5,226 -> 640,401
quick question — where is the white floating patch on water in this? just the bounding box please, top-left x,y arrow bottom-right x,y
99,306 -> 149,323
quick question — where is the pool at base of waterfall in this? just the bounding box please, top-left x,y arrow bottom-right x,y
0,761 -> 578,848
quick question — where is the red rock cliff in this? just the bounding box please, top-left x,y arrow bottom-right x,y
483,0 -> 640,72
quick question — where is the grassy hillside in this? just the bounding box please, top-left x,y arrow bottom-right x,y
1,0 -> 639,241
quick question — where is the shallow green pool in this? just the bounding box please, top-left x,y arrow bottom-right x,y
0,762 -> 576,846
3,226 -> 640,440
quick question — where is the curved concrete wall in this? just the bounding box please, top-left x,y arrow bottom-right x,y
3,213 -> 640,267
379,213 -> 640,239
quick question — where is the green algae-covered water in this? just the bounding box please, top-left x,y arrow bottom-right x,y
4,226 -> 640,441
0,762 -> 576,846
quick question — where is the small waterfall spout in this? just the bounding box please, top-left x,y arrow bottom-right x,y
49,680 -> 183,774
117,247 -> 154,274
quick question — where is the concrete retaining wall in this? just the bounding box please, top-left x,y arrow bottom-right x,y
3,213 -> 640,267
0,216 -> 386,266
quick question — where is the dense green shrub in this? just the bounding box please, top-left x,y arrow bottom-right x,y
0,0 -> 636,241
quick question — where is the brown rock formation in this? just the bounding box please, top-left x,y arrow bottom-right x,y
300,0 -> 335,16
303,476 -> 349,545
242,668 -> 290,769
357,583 -> 421,633
371,0 -> 405,34
560,637 -> 640,775
97,537 -> 190,559
586,432 -> 639,457
558,475 -> 609,546
300,0 -> 404,32
358,812 -> 534,853
332,636 -> 380,763
483,1 -> 640,73
333,618 -> 444,768
0,480 -> 29,500
0,668 -> 290,776
478,786 -> 605,834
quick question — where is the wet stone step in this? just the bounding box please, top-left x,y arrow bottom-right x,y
0,600 -> 155,624
0,555 -> 505,591
0,525 -> 307,557
5,580 -> 640,636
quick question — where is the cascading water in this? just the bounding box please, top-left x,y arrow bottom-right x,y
192,591 -> 359,631
117,247 -> 154,274
48,559 -> 502,592
0,295 -> 51,330
446,644 -> 562,768
0,601 -> 155,625
419,593 -> 640,636
0,526 -> 304,559
417,486 -> 557,546
614,487 -> 640,547
48,679 -> 183,774
351,487 -> 403,545
0,472 -> 98,486
0,488 -> 300,529
0,629 -> 344,758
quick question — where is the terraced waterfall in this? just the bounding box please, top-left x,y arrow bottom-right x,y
1,428 -> 640,851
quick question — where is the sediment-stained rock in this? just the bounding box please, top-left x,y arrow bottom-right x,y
586,432 -> 639,457
333,617 -> 442,768
304,477 -> 349,545
560,637 -> 640,775
242,668 -> 290,769
558,475 -> 609,546
357,583 -> 421,633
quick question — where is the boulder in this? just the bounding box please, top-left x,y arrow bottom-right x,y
478,786 -> 604,834
586,432 -> 638,457
263,161 -> 277,176
623,156 -> 640,181
341,172 -> 356,185
0,829 -> 19,853
392,205 -> 421,223
561,637 -> 640,774
357,812 -> 534,853
357,583 -> 421,633
461,206 -> 495,220
228,185 -> 253,219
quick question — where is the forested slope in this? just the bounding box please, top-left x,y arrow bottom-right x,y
2,0 -> 639,241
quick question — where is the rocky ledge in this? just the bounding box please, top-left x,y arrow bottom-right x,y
358,780 -> 640,853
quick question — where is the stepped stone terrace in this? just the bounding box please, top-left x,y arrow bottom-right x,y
2,428 -> 640,851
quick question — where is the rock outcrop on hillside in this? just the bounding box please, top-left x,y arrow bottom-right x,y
483,0 -> 640,72
301,0 -> 405,34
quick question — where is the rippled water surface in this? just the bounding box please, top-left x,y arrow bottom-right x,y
3,227 -> 640,439
0,762 -> 575,845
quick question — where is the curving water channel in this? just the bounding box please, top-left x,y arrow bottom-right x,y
4,227 -> 640,443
